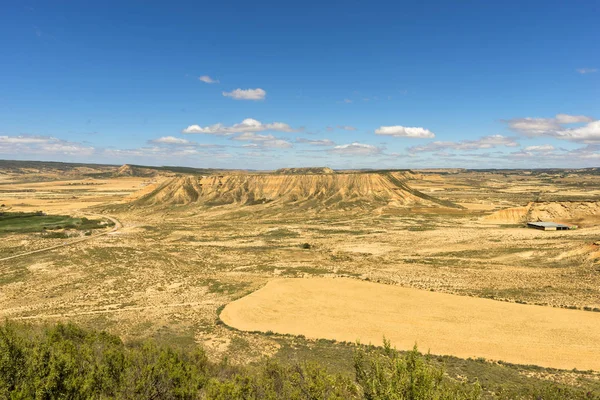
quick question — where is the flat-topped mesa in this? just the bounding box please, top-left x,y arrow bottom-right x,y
132,171 -> 461,209
274,167 -> 335,175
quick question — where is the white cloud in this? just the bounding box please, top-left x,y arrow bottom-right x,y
506,117 -> 561,136
148,136 -> 222,148
102,145 -> 231,160
511,144 -> 557,158
329,142 -> 381,156
409,135 -> 519,153
296,138 -> 335,146
222,88 -> 266,100
580,153 -> 600,159
343,99 -> 352,103
261,139 -> 293,149
150,136 -> 192,145
506,114 -> 594,137
555,114 -> 594,124
182,118 -> 296,135
325,125 -> 356,132
0,135 -> 52,144
199,75 -> 219,84
231,132 -> 276,142
0,134 -> 236,163
554,120 -> 600,144
506,114 -> 599,143
508,144 -> 600,163
243,151 -> 270,158
523,144 -> 555,152
433,151 -> 456,157
576,68 -> 598,74
41,143 -> 94,155
230,132 -> 292,149
0,135 -> 95,156
375,126 -> 435,139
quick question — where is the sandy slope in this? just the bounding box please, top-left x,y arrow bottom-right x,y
221,278 -> 600,371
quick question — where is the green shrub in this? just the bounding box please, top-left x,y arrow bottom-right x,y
353,339 -> 482,400
0,322 -> 595,399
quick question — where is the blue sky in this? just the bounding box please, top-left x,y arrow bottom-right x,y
1,0 -> 598,169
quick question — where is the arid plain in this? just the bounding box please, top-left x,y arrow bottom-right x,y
1,161 -> 600,393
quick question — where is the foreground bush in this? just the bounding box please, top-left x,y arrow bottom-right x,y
353,339 -> 481,400
0,321 -> 596,399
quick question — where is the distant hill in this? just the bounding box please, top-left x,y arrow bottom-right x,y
0,159 -> 116,180
114,164 -> 157,177
0,159 -> 115,173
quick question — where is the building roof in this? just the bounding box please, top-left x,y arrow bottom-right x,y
527,222 -> 570,228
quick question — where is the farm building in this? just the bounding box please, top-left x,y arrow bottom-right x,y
527,222 -> 570,231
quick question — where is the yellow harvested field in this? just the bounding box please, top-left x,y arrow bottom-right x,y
221,278 -> 600,371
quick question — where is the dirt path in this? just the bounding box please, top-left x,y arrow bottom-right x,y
2,300 -> 215,320
0,213 -> 122,262
221,277 -> 600,371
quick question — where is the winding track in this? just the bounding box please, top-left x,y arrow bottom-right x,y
0,213 -> 121,262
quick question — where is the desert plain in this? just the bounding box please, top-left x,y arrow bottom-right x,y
1,160 -> 600,393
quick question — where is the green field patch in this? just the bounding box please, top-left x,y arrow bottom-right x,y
0,211 -> 111,234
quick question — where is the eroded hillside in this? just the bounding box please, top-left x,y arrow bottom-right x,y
131,171 -> 460,210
